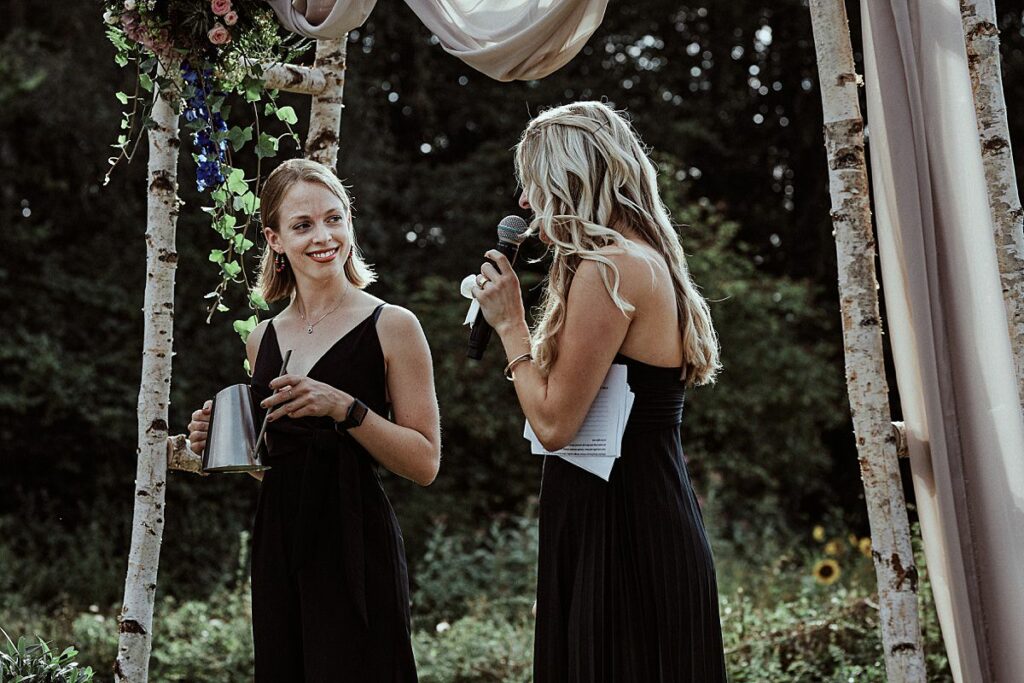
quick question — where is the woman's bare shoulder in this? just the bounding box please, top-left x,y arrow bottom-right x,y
245,318 -> 273,366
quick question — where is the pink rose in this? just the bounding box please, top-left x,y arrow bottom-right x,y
223,10 -> 238,25
208,23 -> 231,45
210,0 -> 232,16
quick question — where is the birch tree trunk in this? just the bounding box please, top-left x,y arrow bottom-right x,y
808,1 -> 926,680
305,37 -> 347,169
960,0 -> 1024,402
115,66 -> 181,683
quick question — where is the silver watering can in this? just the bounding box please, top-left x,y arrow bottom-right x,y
202,350 -> 291,474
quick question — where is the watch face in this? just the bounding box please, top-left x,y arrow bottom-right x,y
348,399 -> 368,427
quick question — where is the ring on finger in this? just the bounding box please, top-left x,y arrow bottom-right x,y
476,274 -> 489,288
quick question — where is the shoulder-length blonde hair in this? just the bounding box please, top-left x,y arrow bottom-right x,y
255,158 -> 376,303
514,101 -> 721,386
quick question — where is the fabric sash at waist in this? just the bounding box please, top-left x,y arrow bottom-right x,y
264,422 -> 369,626
625,389 -> 685,428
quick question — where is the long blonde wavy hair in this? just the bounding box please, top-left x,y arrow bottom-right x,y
255,159 -> 376,304
514,101 -> 721,386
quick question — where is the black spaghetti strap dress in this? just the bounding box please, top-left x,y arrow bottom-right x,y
249,303 -> 417,682
534,354 -> 728,682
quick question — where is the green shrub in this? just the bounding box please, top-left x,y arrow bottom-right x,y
70,588 -> 255,682
413,515 -> 538,629
413,615 -> 533,683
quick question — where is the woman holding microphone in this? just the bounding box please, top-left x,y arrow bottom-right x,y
472,101 -> 728,682
188,158 -> 439,681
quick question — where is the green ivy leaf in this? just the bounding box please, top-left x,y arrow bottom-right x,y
233,315 -> 260,342
255,132 -> 278,159
115,91 -> 129,105
214,213 -> 237,238
208,249 -> 226,263
139,73 -> 153,92
217,303 -> 230,312
207,93 -> 225,113
233,234 -> 255,253
242,75 -> 263,102
233,191 -> 260,215
226,167 -> 248,195
275,106 -> 298,125
114,53 -> 129,67
223,261 -> 243,278
227,126 -> 253,152
211,188 -> 228,203
249,289 -> 270,311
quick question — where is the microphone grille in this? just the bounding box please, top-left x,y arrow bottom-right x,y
497,215 -> 529,245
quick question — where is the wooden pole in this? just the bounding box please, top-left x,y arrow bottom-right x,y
961,0 -> 1024,402
807,1 -> 927,680
115,64 -> 181,683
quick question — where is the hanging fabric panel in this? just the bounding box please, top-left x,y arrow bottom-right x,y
265,0 -> 377,41
860,1 -> 1024,681
265,0 -> 608,81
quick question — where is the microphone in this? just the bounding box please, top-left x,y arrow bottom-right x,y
467,215 -> 529,360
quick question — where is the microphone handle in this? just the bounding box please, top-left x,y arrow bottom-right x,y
467,240 -> 521,360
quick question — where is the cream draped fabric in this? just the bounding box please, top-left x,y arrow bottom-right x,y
265,0 -> 608,81
861,1 -> 1024,681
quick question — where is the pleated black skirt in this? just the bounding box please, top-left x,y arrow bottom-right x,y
534,356 -> 728,682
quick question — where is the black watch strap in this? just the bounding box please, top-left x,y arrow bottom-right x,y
336,398 -> 369,431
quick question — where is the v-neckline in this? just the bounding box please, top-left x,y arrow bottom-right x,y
269,308 -> 377,380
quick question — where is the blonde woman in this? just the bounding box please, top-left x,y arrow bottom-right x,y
187,159 -> 439,681
473,102 -> 728,681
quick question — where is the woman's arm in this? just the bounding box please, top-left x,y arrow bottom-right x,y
475,251 -> 635,451
351,306 -> 441,486
261,306 -> 441,486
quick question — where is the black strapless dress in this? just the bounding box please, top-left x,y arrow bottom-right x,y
534,354 -> 728,682
249,303 -> 417,682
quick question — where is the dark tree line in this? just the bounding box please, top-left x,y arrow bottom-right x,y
1,0 -> 1022,607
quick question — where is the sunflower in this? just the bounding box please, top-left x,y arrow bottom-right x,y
813,558 -> 842,585
858,537 -> 872,558
824,539 -> 843,557
812,525 -> 826,542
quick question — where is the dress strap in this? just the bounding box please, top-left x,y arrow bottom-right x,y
372,302 -> 387,323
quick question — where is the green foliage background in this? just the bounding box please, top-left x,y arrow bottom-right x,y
1,0 -> 1022,679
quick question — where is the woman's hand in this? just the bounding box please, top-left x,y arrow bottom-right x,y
472,250 -> 526,336
187,400 -> 213,455
261,374 -> 352,422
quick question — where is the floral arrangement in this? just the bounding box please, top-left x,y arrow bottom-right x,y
102,0 -> 311,343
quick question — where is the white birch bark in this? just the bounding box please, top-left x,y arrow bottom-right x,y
305,38 -> 348,169
263,62 -> 327,95
960,0 -> 1024,402
167,435 -> 203,474
808,1 -> 926,680
115,66 -> 181,683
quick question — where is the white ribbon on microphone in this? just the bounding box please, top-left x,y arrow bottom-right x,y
460,274 -> 481,327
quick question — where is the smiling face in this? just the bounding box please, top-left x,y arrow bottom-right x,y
264,180 -> 352,284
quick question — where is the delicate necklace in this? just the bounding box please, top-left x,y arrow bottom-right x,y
297,288 -> 350,334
